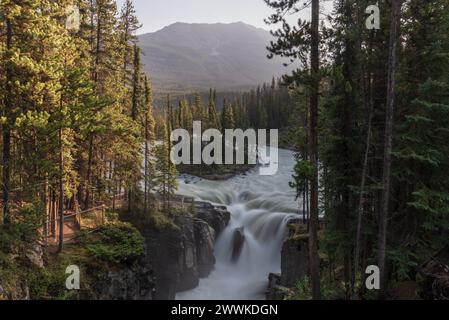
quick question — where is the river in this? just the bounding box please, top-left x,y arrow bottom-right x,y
175,148 -> 299,300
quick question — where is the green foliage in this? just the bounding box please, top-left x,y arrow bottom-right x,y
387,249 -> 419,282
83,223 -> 144,264
155,121 -> 178,212
123,204 -> 179,231
267,0 -> 449,298
27,264 -> 76,300
221,99 -> 235,129
0,205 -> 42,253
289,160 -> 315,199
149,210 -> 180,231
0,212 -> 79,299
291,277 -> 312,300
288,276 -> 346,300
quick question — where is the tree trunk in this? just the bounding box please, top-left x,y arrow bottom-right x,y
128,189 -> 132,213
85,135 -> 94,209
309,0 -> 321,300
58,127 -> 65,253
2,19 -> 13,225
144,112 -> 149,216
378,0 -> 403,299
353,76 -> 374,295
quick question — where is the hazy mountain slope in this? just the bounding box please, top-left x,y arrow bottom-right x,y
138,22 -> 292,92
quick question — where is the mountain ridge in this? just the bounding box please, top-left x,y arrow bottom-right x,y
138,22 -> 292,93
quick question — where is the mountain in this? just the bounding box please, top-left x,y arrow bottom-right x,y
138,22 -> 293,93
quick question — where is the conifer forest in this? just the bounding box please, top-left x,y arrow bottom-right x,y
0,0 -> 449,303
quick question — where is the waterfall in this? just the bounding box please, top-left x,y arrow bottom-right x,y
176,148 -> 299,300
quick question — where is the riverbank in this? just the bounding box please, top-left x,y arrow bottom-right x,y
178,164 -> 255,181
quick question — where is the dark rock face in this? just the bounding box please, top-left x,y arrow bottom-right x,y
194,201 -> 230,235
142,202 -> 231,300
194,219 -> 216,277
280,236 -> 309,288
419,246 -> 449,300
89,253 -> 155,300
266,273 -> 293,300
266,221 -> 309,300
231,227 -> 245,262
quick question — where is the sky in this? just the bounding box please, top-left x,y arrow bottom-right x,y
115,0 -> 333,35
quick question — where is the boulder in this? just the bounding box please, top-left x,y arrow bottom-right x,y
231,227 -> 245,262
25,244 -> 44,268
266,273 -> 292,300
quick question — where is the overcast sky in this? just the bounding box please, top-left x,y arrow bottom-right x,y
115,0 -> 334,35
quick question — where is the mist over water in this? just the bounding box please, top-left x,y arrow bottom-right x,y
176,148 -> 299,300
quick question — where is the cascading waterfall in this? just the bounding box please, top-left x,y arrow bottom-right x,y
176,148 -> 299,300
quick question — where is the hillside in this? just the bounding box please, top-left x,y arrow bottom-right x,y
138,22 -> 293,93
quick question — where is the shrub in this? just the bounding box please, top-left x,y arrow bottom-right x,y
0,205 -> 42,253
27,266 -> 75,300
83,222 -> 144,264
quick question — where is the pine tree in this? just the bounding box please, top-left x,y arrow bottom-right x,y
166,94 -> 177,128
128,44 -> 143,213
143,76 -> 156,216
131,44 -> 142,122
221,99 -> 235,129
378,0 -> 404,299
193,92 -> 204,121
178,99 -> 193,132
1,1 -> 13,224
0,0 -> 151,252
84,0 -> 122,209
207,88 -> 220,129
119,0 -> 141,85
155,122 -> 178,213
265,0 -> 322,299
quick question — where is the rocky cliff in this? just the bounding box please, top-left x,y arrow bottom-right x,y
142,201 -> 230,300
266,220 -> 309,300
87,250 -> 156,300
88,200 -> 229,300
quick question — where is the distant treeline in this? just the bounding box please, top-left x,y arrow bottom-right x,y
154,77 -> 294,134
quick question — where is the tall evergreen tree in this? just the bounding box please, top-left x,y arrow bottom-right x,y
119,0 -> 141,85
155,122 -> 178,213
143,76 -> 156,216
207,88 -> 220,129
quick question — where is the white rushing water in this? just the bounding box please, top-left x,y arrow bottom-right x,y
176,148 -> 299,300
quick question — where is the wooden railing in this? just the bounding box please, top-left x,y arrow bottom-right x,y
42,204 -> 107,243
0,179 -> 129,250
